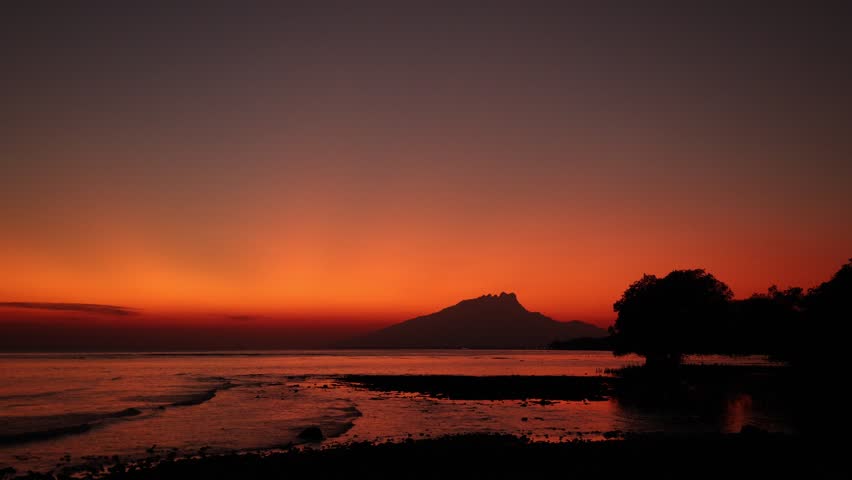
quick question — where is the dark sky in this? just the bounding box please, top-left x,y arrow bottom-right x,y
2,3 -> 851,334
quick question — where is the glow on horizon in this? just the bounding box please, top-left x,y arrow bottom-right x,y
2,5 -> 851,329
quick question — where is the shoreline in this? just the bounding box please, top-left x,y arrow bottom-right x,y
5,432 -> 820,480
342,374 -> 613,400
2,362 -> 801,477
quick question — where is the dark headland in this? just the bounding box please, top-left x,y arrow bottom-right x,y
344,292 -> 605,348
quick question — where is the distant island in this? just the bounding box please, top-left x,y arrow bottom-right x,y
346,292 -> 606,349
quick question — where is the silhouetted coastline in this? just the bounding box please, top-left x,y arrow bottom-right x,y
343,365 -> 792,412
343,374 -> 612,401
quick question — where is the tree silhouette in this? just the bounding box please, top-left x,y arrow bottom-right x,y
735,286 -> 803,359
805,259 -> 851,320
610,269 -> 734,367
798,258 -> 852,366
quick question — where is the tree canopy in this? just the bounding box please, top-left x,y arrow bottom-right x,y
608,259 -> 851,367
610,269 -> 733,367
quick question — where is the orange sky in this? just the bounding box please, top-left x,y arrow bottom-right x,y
2,5 -> 851,331
2,199 -> 848,327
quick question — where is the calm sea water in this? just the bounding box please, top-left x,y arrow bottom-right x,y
0,350 -> 788,474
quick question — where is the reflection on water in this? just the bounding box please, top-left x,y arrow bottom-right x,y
610,393 -> 782,435
724,394 -> 754,433
0,350 -> 789,474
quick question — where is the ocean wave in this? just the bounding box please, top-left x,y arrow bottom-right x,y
0,408 -> 142,445
333,405 -> 363,418
166,388 -> 220,407
0,391 -> 64,402
124,380 -> 236,409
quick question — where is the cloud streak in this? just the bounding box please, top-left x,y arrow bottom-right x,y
0,302 -> 138,316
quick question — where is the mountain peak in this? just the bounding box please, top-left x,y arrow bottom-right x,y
456,292 -> 524,312
347,292 -> 607,348
475,292 -> 518,302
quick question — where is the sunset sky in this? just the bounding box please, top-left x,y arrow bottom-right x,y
2,4 -> 850,348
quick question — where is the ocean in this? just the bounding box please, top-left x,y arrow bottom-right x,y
0,350 -> 789,474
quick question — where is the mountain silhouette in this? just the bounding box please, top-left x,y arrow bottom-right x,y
347,292 -> 606,348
